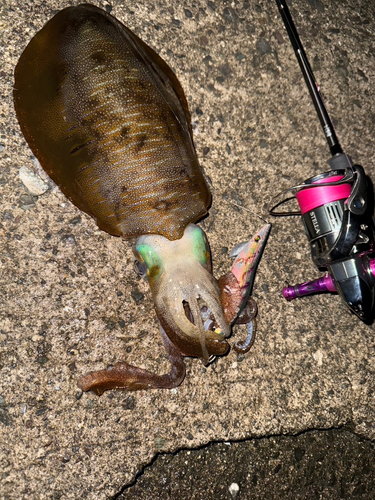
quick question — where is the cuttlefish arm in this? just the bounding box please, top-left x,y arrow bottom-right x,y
78,223 -> 270,394
78,224 -> 230,393
78,326 -> 185,394
133,224 -> 231,363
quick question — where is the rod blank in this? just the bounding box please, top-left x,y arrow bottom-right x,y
275,0 -> 343,157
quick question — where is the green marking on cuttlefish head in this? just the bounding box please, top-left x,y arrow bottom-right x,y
133,242 -> 164,281
134,224 -> 211,282
133,224 -> 230,362
189,224 -> 211,269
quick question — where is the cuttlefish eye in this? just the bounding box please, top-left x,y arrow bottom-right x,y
133,242 -> 164,280
133,259 -> 147,277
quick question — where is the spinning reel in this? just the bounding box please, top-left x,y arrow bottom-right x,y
270,0 -> 375,322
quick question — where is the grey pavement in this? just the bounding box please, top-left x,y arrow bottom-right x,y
1,0 -> 375,498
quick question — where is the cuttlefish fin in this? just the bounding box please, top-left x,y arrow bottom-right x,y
78,326 -> 186,394
219,223 -> 270,352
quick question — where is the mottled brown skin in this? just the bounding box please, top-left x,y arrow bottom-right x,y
14,4 -> 211,240
14,5 -> 236,393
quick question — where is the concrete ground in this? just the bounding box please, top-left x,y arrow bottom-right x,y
1,0 -> 375,498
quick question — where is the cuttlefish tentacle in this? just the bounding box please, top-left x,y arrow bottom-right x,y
77,326 -> 185,394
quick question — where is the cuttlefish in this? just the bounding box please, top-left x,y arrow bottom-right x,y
14,4 -> 270,393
